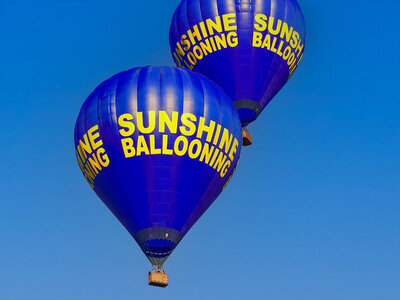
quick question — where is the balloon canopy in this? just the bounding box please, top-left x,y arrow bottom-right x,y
169,0 -> 306,126
74,66 -> 242,266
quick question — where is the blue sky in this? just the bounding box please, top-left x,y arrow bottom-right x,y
1,0 -> 399,299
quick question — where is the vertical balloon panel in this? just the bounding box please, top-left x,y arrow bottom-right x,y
74,67 -> 242,265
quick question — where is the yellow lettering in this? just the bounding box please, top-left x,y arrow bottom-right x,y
253,32 -> 263,47
88,154 -> 101,174
254,14 -> 267,31
199,21 -> 208,37
118,113 -> 135,137
84,162 -> 96,181
176,42 -> 185,57
212,124 -> 222,145
136,135 -> 150,156
296,39 -> 304,56
187,25 -> 202,45
162,135 -> 173,155
262,34 -> 271,50
213,152 -> 227,172
209,148 -> 220,166
271,37 -> 278,53
228,138 -> 239,161
159,111 -> 178,133
173,52 -> 183,68
181,34 -> 191,51
180,113 -> 197,136
206,16 -> 223,35
196,117 -> 215,142
137,111 -> 156,134
283,46 -> 292,60
200,143 -> 215,164
227,32 -> 238,47
220,160 -> 231,177
222,13 -> 237,31
290,31 -> 299,48
174,136 -> 188,156
188,139 -> 202,159
215,34 -> 227,50
87,125 -> 103,150
219,128 -> 233,155
96,148 -> 109,167
280,22 -> 293,43
193,45 -> 204,60
79,134 -> 92,157
149,135 -> 161,155
277,39 -> 284,56
187,52 -> 197,65
268,17 -> 282,35
200,39 -> 213,56
76,149 -> 85,170
121,138 -> 136,158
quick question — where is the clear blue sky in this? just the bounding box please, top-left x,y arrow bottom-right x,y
1,0 -> 399,299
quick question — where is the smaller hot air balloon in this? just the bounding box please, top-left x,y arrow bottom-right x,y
74,66 -> 242,287
169,0 -> 306,145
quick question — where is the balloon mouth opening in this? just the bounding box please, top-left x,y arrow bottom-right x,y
233,99 -> 262,126
141,239 -> 177,266
143,239 -> 177,258
238,108 -> 258,126
134,227 -> 184,266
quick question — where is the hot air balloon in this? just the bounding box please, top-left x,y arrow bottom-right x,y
74,66 -> 242,287
169,0 -> 306,145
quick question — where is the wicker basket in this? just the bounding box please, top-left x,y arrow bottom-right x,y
242,128 -> 252,146
149,272 -> 169,287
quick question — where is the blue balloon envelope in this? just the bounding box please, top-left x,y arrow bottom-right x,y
74,66 -> 242,265
170,0 -> 306,126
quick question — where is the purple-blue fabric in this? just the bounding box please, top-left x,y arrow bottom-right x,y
74,66 -> 242,264
169,0 -> 306,126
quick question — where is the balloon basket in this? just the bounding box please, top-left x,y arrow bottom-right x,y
149,266 -> 168,288
242,128 -> 252,146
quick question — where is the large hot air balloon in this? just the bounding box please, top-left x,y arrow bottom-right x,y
169,0 -> 306,144
74,66 -> 242,287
